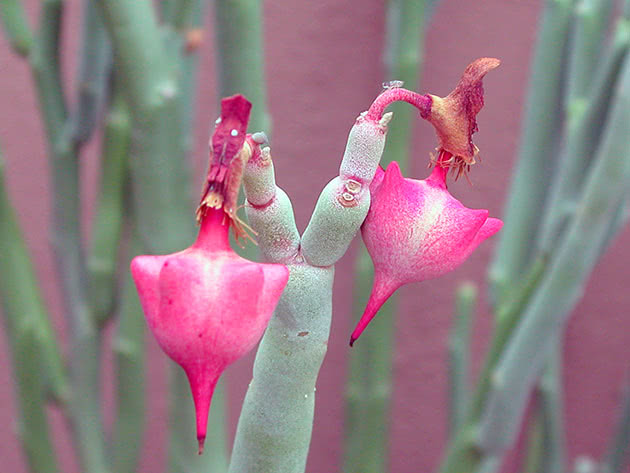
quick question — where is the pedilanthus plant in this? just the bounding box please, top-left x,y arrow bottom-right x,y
130,58 -> 501,472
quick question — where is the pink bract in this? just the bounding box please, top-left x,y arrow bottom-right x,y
350,162 -> 502,345
131,208 -> 289,453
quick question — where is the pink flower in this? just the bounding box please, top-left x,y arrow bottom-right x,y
131,95 -> 289,453
132,209 -> 288,453
349,161 -> 502,345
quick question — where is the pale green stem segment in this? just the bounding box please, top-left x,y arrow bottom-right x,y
95,0 -> 194,254
111,237 -> 146,473
477,52 -> 630,455
564,0 -> 614,111
522,412 -> 544,473
214,0 -> 269,133
600,378 -> 630,473
95,3 -> 219,472
488,0 -> 574,305
0,0 -> 33,56
68,0 -> 111,145
448,282 -> 477,436
537,15 -> 630,253
0,151 -> 62,473
89,90 -> 130,325
0,152 -> 68,405
520,347 -> 565,473
439,256 -> 547,473
26,1 -> 111,471
231,116 -> 388,473
163,0 -> 195,29
536,349 -> 565,473
345,1 -> 429,471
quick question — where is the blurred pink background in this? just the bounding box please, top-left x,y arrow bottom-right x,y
1,0 -> 630,472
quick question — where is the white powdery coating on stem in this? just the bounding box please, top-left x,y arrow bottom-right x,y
231,111 -> 389,472
339,115 -> 388,182
244,150 -> 276,206
246,188 -> 300,265
228,264 -> 334,473
301,176 -> 370,267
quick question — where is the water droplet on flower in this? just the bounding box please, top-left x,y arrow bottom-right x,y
215,117 -> 222,125
230,129 -> 238,137
382,80 -> 404,90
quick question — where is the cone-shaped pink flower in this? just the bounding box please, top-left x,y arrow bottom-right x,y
132,209 -> 288,453
350,161 -> 502,345
131,94 -> 289,453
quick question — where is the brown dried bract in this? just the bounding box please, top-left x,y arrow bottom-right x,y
425,57 -> 500,178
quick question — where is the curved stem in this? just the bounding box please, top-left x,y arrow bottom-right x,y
345,2 -> 431,471
367,87 -> 431,121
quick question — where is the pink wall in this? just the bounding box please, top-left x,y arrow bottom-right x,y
1,0 -> 629,472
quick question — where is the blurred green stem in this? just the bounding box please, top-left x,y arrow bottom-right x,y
214,0 -> 269,133
521,347 -> 565,473
537,14 -> 630,253
344,2 -> 428,472
111,236 -> 146,473
488,0 -> 573,305
28,1 -> 111,471
68,0 -> 111,145
448,282 -> 476,435
564,0 -> 613,109
96,2 -> 229,472
0,0 -> 33,56
439,256 -> 547,473
0,150 -> 61,473
600,377 -> 630,473
477,51 -> 630,458
89,89 -> 130,325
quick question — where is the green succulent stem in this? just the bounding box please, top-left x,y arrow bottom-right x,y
89,90 -> 130,325
0,150 -> 62,473
564,0 -> 614,109
439,256 -> 547,473
111,237 -> 146,473
68,0 -> 111,145
21,1 -> 112,471
477,49 -> 630,457
214,0 -> 269,133
0,0 -> 33,56
344,1 -> 429,471
600,378 -> 630,473
488,0 -> 574,305
538,15 -> 630,253
448,282 -> 477,435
